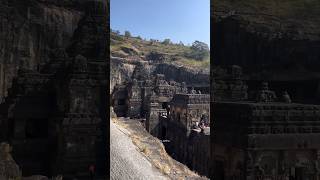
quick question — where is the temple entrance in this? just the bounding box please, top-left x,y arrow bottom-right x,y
111,85 -> 128,117
6,95 -> 56,176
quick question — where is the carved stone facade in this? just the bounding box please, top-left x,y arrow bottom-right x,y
0,0 -> 107,178
213,65 -> 248,101
213,88 -> 320,180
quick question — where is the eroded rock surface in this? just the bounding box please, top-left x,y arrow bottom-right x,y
110,119 -> 168,180
0,0 -> 85,99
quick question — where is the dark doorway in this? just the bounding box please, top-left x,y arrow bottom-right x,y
13,118 -> 51,176
295,167 -> 304,180
117,99 -> 126,105
161,126 -> 167,139
25,119 -> 48,138
214,160 -> 225,180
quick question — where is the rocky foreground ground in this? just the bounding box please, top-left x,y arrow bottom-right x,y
110,117 -> 208,180
110,118 -> 168,180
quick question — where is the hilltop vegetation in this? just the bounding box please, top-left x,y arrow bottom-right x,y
110,30 -> 210,69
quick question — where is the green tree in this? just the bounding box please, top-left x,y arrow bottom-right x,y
124,31 -> 131,38
162,38 -> 171,45
188,41 -> 210,60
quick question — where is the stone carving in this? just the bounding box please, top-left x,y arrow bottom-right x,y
199,114 -> 209,127
230,65 -> 242,79
256,82 -> 277,102
213,66 -> 248,101
73,54 -> 88,73
181,82 -> 188,93
145,79 -> 152,86
282,91 -> 292,103
190,87 -> 197,94
132,79 -> 138,86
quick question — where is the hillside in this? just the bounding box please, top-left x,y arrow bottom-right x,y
214,0 -> 320,40
110,31 -> 210,70
212,0 -> 320,80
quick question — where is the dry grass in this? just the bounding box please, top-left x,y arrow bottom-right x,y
110,32 -> 210,70
175,58 -> 210,69
141,146 -> 150,155
152,159 -> 171,175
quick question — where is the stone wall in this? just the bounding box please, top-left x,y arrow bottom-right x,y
161,118 -> 210,178
212,101 -> 320,179
188,130 -> 210,176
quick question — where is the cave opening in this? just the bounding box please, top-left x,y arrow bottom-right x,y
117,99 -> 126,106
25,118 -> 48,139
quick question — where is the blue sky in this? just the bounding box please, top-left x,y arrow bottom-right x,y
110,0 -> 210,46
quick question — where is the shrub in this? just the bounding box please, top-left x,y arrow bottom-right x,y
162,38 -> 171,45
124,31 -> 131,38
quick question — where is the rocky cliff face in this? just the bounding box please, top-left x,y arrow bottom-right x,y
110,57 -> 135,93
154,63 -> 209,86
110,57 -> 210,93
213,0 -> 320,81
0,0 -> 85,99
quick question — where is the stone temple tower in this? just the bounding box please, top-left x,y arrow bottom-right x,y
56,0 -> 108,177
